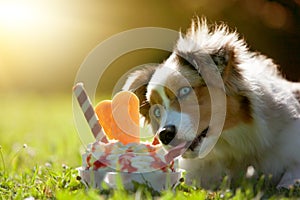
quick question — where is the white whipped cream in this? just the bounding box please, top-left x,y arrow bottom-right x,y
82,141 -> 176,172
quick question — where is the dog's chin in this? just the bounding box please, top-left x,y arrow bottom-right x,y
181,141 -> 202,159
182,149 -> 200,158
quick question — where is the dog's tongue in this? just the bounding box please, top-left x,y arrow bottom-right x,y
164,142 -> 188,163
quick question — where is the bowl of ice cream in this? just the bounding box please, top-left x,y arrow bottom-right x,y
78,140 -> 183,191
73,83 -> 184,191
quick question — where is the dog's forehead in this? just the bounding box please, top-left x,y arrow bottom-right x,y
146,53 -> 205,104
146,66 -> 174,106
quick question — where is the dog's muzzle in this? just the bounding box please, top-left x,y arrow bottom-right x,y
158,125 -> 209,151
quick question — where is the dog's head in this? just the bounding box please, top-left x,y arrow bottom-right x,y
123,18 -> 252,158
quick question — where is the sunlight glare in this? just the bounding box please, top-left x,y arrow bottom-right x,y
0,0 -> 80,92
0,1 -> 41,30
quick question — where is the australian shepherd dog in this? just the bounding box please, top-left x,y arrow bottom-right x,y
122,18 -> 300,189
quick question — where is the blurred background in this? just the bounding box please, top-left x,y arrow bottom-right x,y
1,0 -> 300,96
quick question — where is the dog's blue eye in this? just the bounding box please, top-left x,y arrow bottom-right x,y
153,107 -> 161,118
178,86 -> 191,98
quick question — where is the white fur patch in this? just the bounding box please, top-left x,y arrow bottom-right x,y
146,67 -> 172,103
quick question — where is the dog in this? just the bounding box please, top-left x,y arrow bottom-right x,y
122,18 -> 300,189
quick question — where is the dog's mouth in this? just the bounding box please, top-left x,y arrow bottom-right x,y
188,126 -> 209,151
164,126 -> 209,162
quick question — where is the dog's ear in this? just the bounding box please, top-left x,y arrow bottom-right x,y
122,66 -> 157,122
179,45 -> 235,74
209,46 -> 243,93
210,47 -> 231,74
177,46 -> 240,93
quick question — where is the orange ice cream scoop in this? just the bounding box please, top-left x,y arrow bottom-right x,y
95,91 -> 140,144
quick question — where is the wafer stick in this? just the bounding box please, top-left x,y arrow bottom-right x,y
73,83 -> 107,142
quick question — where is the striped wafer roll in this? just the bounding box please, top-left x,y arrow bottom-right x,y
73,83 -> 107,142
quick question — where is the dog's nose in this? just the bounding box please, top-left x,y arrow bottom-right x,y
158,125 -> 177,145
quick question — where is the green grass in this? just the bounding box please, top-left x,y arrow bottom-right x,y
0,94 -> 300,199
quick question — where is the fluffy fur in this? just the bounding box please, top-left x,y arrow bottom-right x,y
122,18 -> 300,189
